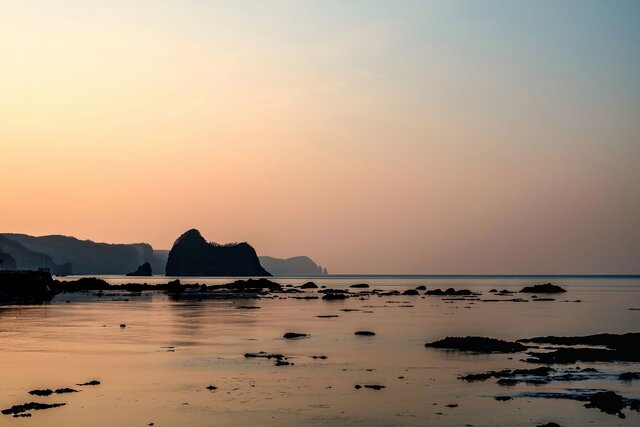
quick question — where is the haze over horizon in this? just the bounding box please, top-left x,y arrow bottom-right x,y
2,1 -> 639,274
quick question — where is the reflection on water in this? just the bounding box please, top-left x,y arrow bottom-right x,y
1,276 -> 639,426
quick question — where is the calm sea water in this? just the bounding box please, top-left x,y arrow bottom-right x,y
1,275 -> 639,426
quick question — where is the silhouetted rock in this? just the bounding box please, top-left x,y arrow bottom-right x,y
520,332 -> 640,363
300,282 -> 318,289
213,278 -> 282,292
258,255 -> 327,275
76,380 -> 100,386
584,391 -> 625,417
349,283 -> 369,289
425,288 -> 477,296
415,285 -> 426,290
126,262 -> 152,276
460,367 -> 554,382
494,396 -> 512,401
165,229 -> 270,276
425,336 -> 527,353
537,423 -> 561,427
283,332 -> 308,339
402,289 -> 419,295
520,283 -> 566,294
206,385 -> 217,391
364,384 -> 385,390
355,331 -> 375,336
1,402 -> 66,416
28,389 -> 53,397
53,277 -> 110,292
54,388 -> 77,394
619,372 -> 640,381
0,270 -> 56,304
322,293 -> 347,300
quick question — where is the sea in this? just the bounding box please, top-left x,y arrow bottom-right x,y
1,275 -> 639,426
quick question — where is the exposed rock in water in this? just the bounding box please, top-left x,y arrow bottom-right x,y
425,288 -> 478,296
349,283 -> 369,289
76,380 -> 100,386
28,389 -> 53,397
54,388 -> 78,394
520,332 -> 640,363
494,396 -> 512,401
364,384 -> 385,390
0,270 -> 56,304
322,293 -> 347,300
584,391 -> 625,417
244,352 -> 286,360
537,423 -> 561,427
165,229 -> 270,277
520,283 -> 566,294
619,372 -> 640,381
236,305 -> 260,309
415,285 -> 426,290
460,366 -> 555,382
283,332 -> 308,339
213,278 -> 282,292
316,315 -> 339,318
355,331 -> 375,336
402,289 -> 419,295
206,385 -> 217,391
1,402 -> 66,416
425,336 -> 527,353
300,282 -> 318,289
126,262 -> 152,276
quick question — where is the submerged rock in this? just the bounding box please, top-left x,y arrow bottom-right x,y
520,283 -> 566,294
425,336 -> 527,353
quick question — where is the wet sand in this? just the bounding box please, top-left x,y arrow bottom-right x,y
1,276 -> 639,426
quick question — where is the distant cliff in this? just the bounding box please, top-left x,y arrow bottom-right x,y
259,256 -> 327,276
0,252 -> 17,270
165,229 -> 270,277
0,236 -> 71,274
0,233 -> 164,275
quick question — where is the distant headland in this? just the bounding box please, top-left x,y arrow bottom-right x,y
0,230 -> 327,277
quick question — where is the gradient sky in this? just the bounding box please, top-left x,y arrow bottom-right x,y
1,1 -> 639,274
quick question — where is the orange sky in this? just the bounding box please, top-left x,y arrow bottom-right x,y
2,1 -> 639,273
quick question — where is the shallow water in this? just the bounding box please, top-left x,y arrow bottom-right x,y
1,276 -> 639,426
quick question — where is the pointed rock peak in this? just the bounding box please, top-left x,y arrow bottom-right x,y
174,229 -> 206,246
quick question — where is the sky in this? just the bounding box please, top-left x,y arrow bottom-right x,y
1,0 -> 639,274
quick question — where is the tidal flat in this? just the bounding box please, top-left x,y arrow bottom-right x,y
1,276 -> 639,426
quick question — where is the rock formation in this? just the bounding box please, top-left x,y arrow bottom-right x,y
165,229 -> 270,277
258,255 -> 327,276
126,262 -> 152,276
